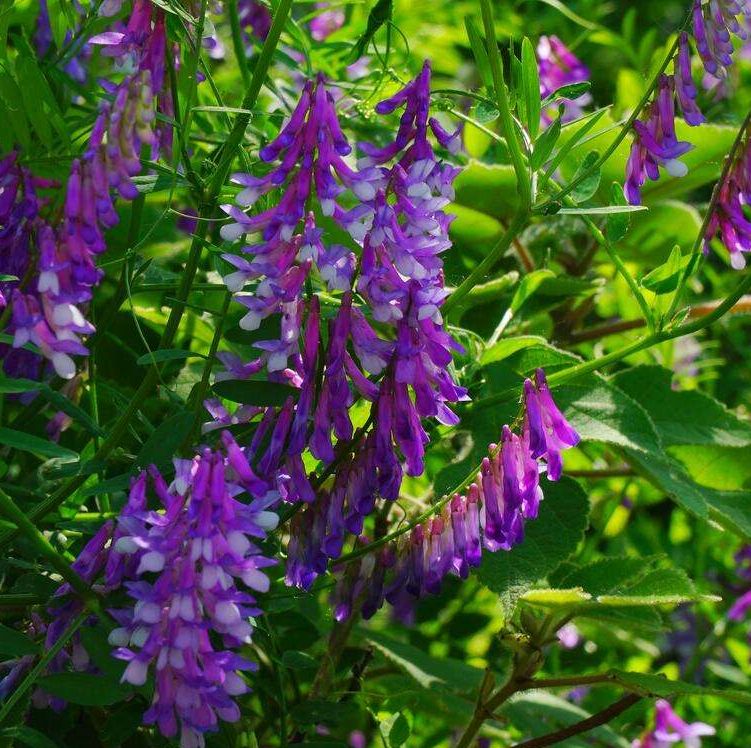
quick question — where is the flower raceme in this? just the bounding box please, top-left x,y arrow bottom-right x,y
329,369 -> 580,621
2,0 -> 171,380
217,63 -> 466,588
624,1 -> 751,214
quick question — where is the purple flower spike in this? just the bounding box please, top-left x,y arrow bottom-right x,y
107,443 -> 277,747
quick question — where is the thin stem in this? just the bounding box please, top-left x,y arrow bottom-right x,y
444,212 -> 528,315
339,269 -> 751,565
0,488 -> 97,608
521,674 -> 615,689
229,0 -> 251,88
511,694 -> 642,748
479,0 -> 532,208
536,27 -> 686,212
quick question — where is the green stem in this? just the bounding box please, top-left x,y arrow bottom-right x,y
339,269 -> 751,565
535,29 -> 684,212
479,0 -> 532,208
0,488 -> 96,608
229,0 -> 251,88
665,108 -> 751,322
444,212 -> 528,315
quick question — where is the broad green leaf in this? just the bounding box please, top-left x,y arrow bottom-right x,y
366,629 -> 483,693
641,245 -> 688,295
477,477 -> 589,605
543,81 -> 592,104
380,712 -> 410,748
605,181 -> 632,242
36,673 -> 132,706
0,622 -> 38,656
595,567 -> 718,606
0,428 -> 78,461
554,378 -> 662,455
212,379 -> 299,407
510,269 -> 556,314
612,366 -> 751,448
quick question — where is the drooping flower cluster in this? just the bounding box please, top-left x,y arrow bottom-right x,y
632,699 -> 715,748
703,131 -> 751,268
217,63 -> 465,589
106,438 -> 278,748
625,1 -> 751,206
329,369 -> 579,620
537,35 -> 591,125
3,0 -> 172,380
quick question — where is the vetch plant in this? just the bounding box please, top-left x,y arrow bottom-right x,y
0,0 -> 751,747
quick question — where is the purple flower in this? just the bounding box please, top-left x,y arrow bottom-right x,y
310,3 -> 345,41
331,371 -> 577,618
625,75 -> 693,205
703,133 -> 751,268
692,0 -> 751,80
107,442 -> 278,747
537,35 -> 592,125
633,700 -> 715,748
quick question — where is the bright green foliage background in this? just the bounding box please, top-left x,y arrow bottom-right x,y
1,0 -> 751,746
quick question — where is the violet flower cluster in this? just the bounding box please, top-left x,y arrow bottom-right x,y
329,369 -> 579,621
625,1 -> 751,210
703,128 -> 751,268
632,699 -> 715,748
727,545 -> 751,631
107,439 -> 278,748
216,63 -> 464,590
537,35 -> 592,125
2,0 -> 171,381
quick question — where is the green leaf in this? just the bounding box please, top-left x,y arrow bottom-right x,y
543,81 -> 592,104
605,181 -> 632,243
212,379 -> 299,407
607,670 -> 751,705
509,269 -> 556,314
541,108 -> 607,185
612,366 -> 751,449
0,428 -> 78,461
136,348 -> 207,365
366,630 -> 483,693
557,205 -> 646,216
641,245 -> 688,295
135,411 -> 195,470
531,112 -> 562,170
281,650 -> 318,670
351,0 -> 392,60
554,378 -> 662,455
520,587 -> 592,606
477,477 -> 589,605
0,622 -> 38,656
380,712 -> 410,748
36,673 -> 132,706
464,17 -> 492,91
290,699 -> 360,726
503,692 -> 631,748
521,37 -> 541,140
595,567 -> 717,607
0,726 -> 61,748
569,150 -> 601,203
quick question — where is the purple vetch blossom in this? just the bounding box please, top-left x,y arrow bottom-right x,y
624,75 -> 694,205
692,0 -> 751,80
328,371 -> 579,619
537,35 -> 592,125
556,622 -> 581,649
6,0 -> 174,380
632,700 -> 715,748
310,3 -> 346,41
703,133 -> 751,268
107,441 -> 278,748
675,33 -> 706,126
